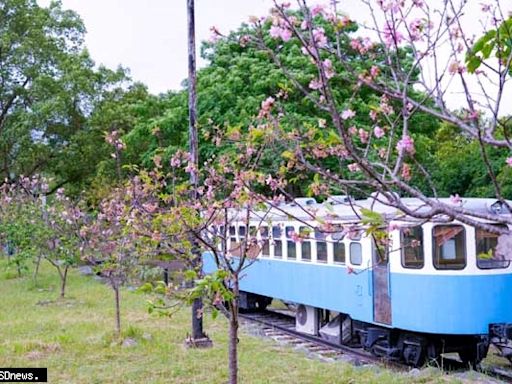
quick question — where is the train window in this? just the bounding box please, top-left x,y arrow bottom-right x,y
350,242 -> 362,265
285,226 -> 297,260
299,226 -> 311,262
287,241 -> 296,259
476,225 -> 511,269
433,225 -> 466,270
260,227 -> 270,257
229,225 -> 237,245
317,242 -> 327,263
238,226 -> 246,238
333,242 -> 345,263
401,226 -> 424,269
302,241 -> 311,261
272,226 -> 283,258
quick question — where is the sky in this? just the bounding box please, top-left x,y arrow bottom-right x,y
39,0 -> 277,94
36,0 -> 511,115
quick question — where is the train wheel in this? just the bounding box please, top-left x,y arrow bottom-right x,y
425,342 -> 442,368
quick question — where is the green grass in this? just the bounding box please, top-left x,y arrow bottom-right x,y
0,259 -> 474,383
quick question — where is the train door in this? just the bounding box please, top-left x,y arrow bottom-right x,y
372,243 -> 391,325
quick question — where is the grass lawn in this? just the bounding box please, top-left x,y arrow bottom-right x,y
0,259 -> 490,383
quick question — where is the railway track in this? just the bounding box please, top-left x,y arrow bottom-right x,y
239,309 -> 403,369
486,366 -> 512,383
239,309 -> 512,383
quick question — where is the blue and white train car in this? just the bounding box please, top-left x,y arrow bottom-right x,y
203,196 -> 512,366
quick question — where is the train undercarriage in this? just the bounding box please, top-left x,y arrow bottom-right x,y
239,291 -> 491,367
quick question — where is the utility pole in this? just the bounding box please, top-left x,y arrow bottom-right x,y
185,0 -> 212,348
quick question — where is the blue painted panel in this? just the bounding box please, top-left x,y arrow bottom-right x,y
204,253 -> 512,336
203,253 -> 374,323
391,273 -> 512,334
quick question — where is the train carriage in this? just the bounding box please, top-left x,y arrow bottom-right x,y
203,195 -> 512,366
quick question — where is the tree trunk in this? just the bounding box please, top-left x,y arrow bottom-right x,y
228,275 -> 240,384
33,252 -> 43,284
60,266 -> 68,298
114,284 -> 121,338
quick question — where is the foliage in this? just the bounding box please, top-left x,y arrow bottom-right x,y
0,175 -> 86,297
466,17 -> 512,75
0,177 -> 47,276
0,0 -> 135,196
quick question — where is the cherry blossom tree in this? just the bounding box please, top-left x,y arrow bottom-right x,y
81,179 -> 149,337
43,188 -> 87,298
206,0 -> 512,233
134,147 -> 279,384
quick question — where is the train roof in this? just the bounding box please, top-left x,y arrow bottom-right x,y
231,195 -> 512,224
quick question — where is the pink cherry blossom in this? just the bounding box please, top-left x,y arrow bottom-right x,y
270,25 -> 292,42
373,126 -> 385,138
450,194 -> 462,205
380,95 -> 394,115
401,163 -> 412,181
358,128 -> 369,143
280,28 -> 292,41
409,19 -> 425,41
350,38 -> 374,54
270,25 -> 281,39
348,126 -> 357,135
369,110 -> 378,121
506,157 -> 512,167
383,24 -> 404,48
258,96 -> 275,118
388,222 -> 400,231
209,26 -> 221,43
322,59 -> 335,79
265,174 -> 279,190
348,163 -> 360,172
239,35 -> 251,47
341,109 -> 356,120
396,135 -> 415,155
311,4 -> 326,17
370,65 -> 380,78
312,27 -> 327,48
350,39 -> 362,51
309,78 -> 322,90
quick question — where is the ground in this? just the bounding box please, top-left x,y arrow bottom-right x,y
0,259 -> 504,383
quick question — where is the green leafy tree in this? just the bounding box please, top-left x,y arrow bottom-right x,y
0,0 -> 128,194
